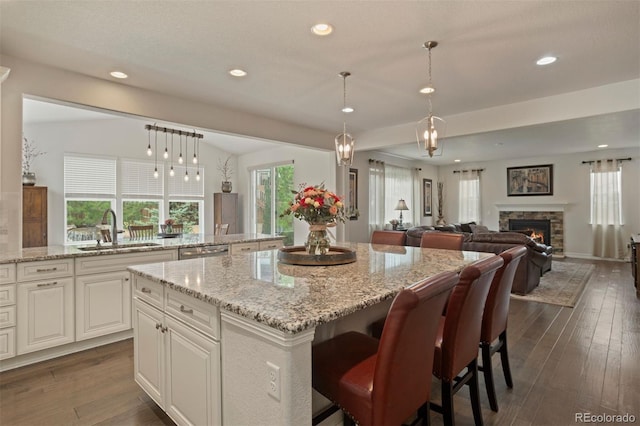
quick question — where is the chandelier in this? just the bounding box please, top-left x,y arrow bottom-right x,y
335,71 -> 355,166
416,41 -> 446,157
145,124 -> 202,181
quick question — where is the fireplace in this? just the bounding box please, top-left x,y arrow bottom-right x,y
509,219 -> 551,245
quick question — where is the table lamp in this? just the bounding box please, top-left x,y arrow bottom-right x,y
395,199 -> 409,227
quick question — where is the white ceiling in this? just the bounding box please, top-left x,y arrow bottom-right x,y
3,1 -> 639,161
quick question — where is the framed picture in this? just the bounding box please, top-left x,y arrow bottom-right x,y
423,178 -> 433,217
507,164 -> 553,196
348,168 -> 358,220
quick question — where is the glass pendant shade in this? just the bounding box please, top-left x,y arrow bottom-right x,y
335,132 -> 355,166
416,113 -> 446,157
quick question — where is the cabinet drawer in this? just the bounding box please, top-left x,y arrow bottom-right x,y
0,327 -> 15,360
134,276 -> 164,309
0,264 -> 16,285
231,242 -> 260,255
0,305 -> 16,328
0,284 -> 16,306
259,240 -> 284,251
165,288 -> 219,340
17,258 -> 73,282
76,250 -> 178,275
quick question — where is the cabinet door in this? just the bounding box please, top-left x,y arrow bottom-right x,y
214,193 -> 238,234
165,316 -> 221,426
17,277 -> 74,354
76,271 -> 131,341
134,299 -> 165,408
22,186 -> 47,248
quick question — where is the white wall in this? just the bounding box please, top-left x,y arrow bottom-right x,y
24,117 -> 237,245
237,145 -> 335,246
437,147 -> 640,259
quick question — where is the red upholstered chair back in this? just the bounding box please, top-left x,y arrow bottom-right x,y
420,232 -> 464,250
370,271 -> 458,425
370,230 -> 407,246
438,255 -> 503,381
481,245 -> 527,344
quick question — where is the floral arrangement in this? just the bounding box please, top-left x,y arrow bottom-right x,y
164,218 -> 175,226
281,183 -> 347,224
22,136 -> 46,174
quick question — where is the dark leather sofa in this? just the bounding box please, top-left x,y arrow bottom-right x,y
404,226 -> 552,295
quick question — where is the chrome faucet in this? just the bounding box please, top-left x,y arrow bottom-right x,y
101,208 -> 118,245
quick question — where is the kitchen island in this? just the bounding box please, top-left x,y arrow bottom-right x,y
128,243 -> 493,426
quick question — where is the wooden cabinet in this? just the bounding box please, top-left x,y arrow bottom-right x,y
133,276 -> 221,426
631,235 -> 639,296
214,193 -> 238,234
22,186 -> 47,248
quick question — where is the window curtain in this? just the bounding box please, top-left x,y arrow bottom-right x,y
384,164 -> 413,226
411,168 -> 421,226
368,160 -> 385,235
458,170 -> 481,223
591,160 -> 625,259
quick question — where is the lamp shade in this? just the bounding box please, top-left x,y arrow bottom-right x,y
395,199 -> 409,211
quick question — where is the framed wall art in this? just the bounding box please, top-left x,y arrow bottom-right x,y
423,178 -> 433,216
507,164 -> 553,196
348,168 -> 358,220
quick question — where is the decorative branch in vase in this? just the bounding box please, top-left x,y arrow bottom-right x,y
22,136 -> 46,186
217,156 -> 233,193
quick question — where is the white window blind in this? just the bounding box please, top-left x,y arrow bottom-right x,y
168,165 -> 204,197
64,154 -> 116,197
121,158 -> 164,198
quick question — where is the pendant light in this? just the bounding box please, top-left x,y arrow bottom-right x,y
153,129 -> 159,178
416,41 -> 446,157
335,71 -> 355,166
169,131 -> 175,177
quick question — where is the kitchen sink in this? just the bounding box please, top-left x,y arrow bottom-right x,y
78,242 -> 161,251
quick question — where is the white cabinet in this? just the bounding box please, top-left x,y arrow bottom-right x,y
259,239 -> 284,250
231,239 -> 283,255
0,263 -> 16,360
133,276 -> 221,426
75,250 -> 177,341
17,277 -> 74,354
75,271 -> 131,341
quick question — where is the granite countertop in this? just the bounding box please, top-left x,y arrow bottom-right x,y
0,233 -> 284,264
128,242 -> 493,334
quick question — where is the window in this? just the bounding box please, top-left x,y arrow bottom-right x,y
121,159 -> 164,234
590,162 -> 623,225
384,165 -> 413,225
250,163 -> 294,245
458,170 -> 480,223
64,155 -> 116,243
169,201 -> 200,234
168,164 -> 204,234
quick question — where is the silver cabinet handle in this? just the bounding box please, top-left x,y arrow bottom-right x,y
37,281 -> 58,287
141,287 -> 152,294
124,277 -> 129,281
36,267 -> 58,273
161,326 -> 168,333
155,323 -> 162,329
179,305 -> 194,314
265,244 -> 278,249
240,247 -> 251,251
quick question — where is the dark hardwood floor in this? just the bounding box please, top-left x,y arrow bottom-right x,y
0,258 -> 638,426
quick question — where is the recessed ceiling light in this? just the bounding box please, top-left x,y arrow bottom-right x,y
419,85 -> 435,94
342,106 -> 354,113
598,144 -> 609,148
110,71 -> 128,79
454,159 -> 461,163
536,56 -> 557,66
229,69 -> 247,77
311,23 -> 333,36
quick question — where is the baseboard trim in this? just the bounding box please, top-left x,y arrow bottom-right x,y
0,330 -> 133,372
563,253 -> 629,262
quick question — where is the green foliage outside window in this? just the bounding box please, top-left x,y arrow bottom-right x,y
67,200 -> 111,228
259,165 -> 294,245
169,201 -> 199,233
123,201 -> 159,232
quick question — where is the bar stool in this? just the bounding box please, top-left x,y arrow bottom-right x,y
312,271 -> 459,426
430,255 -> 504,426
420,232 -> 464,250
480,245 -> 527,412
370,230 -> 407,246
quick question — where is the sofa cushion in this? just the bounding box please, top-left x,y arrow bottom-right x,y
459,221 -> 476,233
469,224 -> 489,233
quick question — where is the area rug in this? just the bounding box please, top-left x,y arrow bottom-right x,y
510,261 -> 595,307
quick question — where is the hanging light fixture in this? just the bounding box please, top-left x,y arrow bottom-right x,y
169,131 -> 175,177
144,124 -> 203,179
416,41 -> 446,157
146,128 -> 152,156
153,129 -> 159,178
335,71 -> 355,167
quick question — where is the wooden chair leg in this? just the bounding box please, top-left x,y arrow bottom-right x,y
468,359 -> 484,426
441,380 -> 455,426
481,341 -> 499,412
499,331 -> 513,388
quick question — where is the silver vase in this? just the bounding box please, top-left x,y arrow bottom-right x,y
221,181 -> 232,193
22,172 -> 36,186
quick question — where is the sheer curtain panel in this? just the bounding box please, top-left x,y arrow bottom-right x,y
458,170 -> 481,223
368,160 -> 385,234
591,160 -> 625,259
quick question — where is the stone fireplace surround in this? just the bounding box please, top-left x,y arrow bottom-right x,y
497,205 -> 564,255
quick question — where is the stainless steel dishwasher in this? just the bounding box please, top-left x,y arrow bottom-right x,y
178,244 -> 229,259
